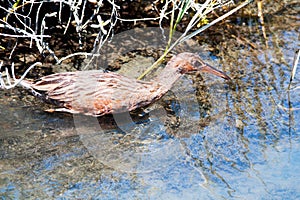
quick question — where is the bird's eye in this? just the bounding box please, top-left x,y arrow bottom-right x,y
193,60 -> 202,67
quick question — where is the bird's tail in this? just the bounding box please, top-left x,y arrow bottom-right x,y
19,79 -> 33,90
0,70 -> 44,99
19,79 -> 44,99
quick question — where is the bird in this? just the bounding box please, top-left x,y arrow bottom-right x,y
19,52 -> 231,116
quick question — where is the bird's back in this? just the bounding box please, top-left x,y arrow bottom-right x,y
29,70 -> 165,116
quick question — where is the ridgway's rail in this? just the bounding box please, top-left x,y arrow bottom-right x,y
19,52 -> 231,116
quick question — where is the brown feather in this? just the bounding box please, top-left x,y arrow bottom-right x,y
20,53 -> 230,116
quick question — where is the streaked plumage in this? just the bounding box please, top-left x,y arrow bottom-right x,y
21,53 -> 230,116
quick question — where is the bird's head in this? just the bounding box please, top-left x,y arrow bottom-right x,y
168,52 -> 231,80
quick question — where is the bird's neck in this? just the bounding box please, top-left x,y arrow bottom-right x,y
154,66 -> 182,92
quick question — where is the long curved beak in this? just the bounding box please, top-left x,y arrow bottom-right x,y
200,64 -> 231,80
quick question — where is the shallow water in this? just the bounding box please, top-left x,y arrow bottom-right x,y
1,4 -> 300,200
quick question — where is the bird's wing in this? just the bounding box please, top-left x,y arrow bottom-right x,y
30,71 -> 163,116
90,72 -> 164,113
31,72 -> 76,92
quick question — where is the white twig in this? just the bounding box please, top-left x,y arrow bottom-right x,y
0,62 -> 42,89
57,52 -> 101,64
9,41 -> 18,60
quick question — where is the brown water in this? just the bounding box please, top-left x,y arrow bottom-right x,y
1,2 -> 300,199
